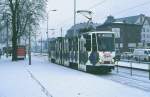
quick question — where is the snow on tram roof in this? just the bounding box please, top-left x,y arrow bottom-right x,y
82,31 -> 115,34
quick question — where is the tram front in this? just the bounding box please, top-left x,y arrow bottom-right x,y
97,32 -> 115,65
87,31 -> 115,73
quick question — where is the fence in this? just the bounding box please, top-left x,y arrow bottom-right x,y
115,59 -> 150,80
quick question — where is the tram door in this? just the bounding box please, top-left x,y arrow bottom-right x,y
78,34 -> 91,71
60,38 -> 64,65
64,39 -> 69,66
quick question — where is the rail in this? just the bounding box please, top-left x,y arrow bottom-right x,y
115,59 -> 150,80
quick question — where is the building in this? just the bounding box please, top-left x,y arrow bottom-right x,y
96,14 -> 150,51
141,17 -> 150,48
96,22 -> 142,52
104,14 -> 150,48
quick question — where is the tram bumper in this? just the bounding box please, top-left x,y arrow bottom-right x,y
86,64 -> 114,74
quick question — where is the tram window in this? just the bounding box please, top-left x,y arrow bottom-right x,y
80,40 -> 85,51
68,39 -> 72,51
51,42 -> 56,50
97,34 -> 115,51
92,34 -> 97,51
83,34 -> 91,51
65,40 -> 69,51
73,37 -> 78,51
76,38 -> 78,51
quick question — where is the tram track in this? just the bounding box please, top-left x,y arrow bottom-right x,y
99,67 -> 150,92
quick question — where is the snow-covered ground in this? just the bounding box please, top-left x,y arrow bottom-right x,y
117,61 -> 150,70
0,54 -> 150,97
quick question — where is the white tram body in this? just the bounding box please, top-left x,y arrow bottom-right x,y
48,31 -> 115,73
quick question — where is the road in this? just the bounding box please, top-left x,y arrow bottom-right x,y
100,66 -> 150,92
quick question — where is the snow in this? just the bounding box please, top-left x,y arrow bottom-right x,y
117,61 -> 149,70
0,54 -> 150,97
0,56 -> 47,97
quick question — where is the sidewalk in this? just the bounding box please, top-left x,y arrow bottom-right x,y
0,56 -> 47,97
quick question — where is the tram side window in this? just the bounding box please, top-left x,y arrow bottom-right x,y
92,34 -> 97,51
73,37 -> 78,51
68,39 -> 72,51
51,41 -> 56,51
83,34 -> 91,51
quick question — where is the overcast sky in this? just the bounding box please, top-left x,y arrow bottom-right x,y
39,0 -> 150,39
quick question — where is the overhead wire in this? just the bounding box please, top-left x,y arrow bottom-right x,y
95,0 -> 150,22
56,0 -> 107,28
111,0 -> 150,17
56,0 -> 150,32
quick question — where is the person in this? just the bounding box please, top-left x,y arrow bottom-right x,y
0,49 -> 2,59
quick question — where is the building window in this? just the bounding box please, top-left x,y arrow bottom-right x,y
143,34 -> 145,38
147,29 -> 149,32
147,29 -> 148,32
142,28 -> 145,32
149,34 -> 150,38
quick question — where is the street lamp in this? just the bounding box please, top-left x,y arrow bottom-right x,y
46,9 -> 57,53
46,28 -> 55,56
27,12 -> 33,65
73,0 -> 76,36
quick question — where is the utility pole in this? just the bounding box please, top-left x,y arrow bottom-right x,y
47,13 -> 49,53
61,27 -> 63,37
28,25 -> 31,65
60,27 -> 63,65
41,36 -> 43,55
46,31 -> 48,53
46,10 -> 57,53
74,0 -> 76,36
35,34 -> 37,53
6,14 -> 9,58
28,13 -> 33,65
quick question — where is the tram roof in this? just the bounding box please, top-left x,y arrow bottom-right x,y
82,31 -> 115,35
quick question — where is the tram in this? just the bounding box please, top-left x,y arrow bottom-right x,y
48,31 -> 116,73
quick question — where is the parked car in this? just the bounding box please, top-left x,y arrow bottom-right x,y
121,52 -> 133,59
133,49 -> 150,61
114,50 -> 121,61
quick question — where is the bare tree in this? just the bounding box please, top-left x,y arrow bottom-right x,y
5,0 -> 46,61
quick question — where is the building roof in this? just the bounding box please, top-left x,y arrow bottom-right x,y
115,15 -> 140,24
105,14 -> 146,25
96,22 -> 141,29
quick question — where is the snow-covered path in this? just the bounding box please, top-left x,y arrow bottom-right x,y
0,55 -> 150,97
0,56 -> 47,97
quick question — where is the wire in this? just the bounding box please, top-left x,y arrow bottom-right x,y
112,1 -> 150,16
87,0 -> 107,10
57,0 -> 108,28
92,0 -> 150,23
57,0 -> 150,31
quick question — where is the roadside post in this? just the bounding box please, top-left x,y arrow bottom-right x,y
149,63 -> 150,80
130,61 -> 133,76
139,56 -> 141,63
116,59 -> 119,73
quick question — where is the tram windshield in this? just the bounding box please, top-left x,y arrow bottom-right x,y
97,33 -> 115,51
